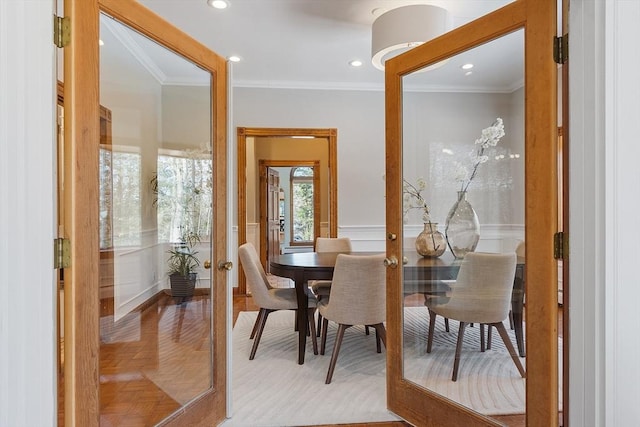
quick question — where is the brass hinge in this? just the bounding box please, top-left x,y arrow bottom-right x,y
54,15 -> 70,48
54,238 -> 71,269
554,34 -> 568,64
554,231 -> 567,260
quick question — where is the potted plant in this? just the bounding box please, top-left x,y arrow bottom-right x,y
167,229 -> 201,303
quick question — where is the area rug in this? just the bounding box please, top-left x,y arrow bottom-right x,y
221,307 -> 531,426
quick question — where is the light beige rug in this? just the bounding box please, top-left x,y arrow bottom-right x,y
221,307 -> 534,426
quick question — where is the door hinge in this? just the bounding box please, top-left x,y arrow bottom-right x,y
54,15 -> 70,48
554,34 -> 568,64
554,231 -> 567,260
54,238 -> 71,269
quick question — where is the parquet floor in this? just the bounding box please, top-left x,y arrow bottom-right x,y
58,280 -> 564,426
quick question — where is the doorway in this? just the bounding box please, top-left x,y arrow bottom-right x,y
237,127 -> 338,294
259,161 -> 321,273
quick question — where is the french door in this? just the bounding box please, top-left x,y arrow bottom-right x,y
385,1 -> 560,425
62,0 -> 228,425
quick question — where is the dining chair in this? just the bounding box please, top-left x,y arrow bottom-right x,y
238,243 -> 318,360
486,240 -> 525,350
309,237 -> 352,336
425,252 -> 526,381
318,253 -> 386,384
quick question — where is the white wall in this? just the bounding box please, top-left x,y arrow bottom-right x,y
0,0 -> 57,425
233,87 -> 524,229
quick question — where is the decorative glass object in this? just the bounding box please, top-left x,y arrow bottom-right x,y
415,222 -> 446,258
445,191 -> 480,258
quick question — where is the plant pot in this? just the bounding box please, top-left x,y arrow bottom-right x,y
169,272 -> 197,303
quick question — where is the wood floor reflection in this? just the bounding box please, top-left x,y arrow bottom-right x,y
58,289 -> 564,426
99,292 -> 212,426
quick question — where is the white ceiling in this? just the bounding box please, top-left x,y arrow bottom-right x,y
126,0 -> 521,92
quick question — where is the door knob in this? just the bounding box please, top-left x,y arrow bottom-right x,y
217,261 -> 233,271
203,260 -> 211,269
384,257 -> 398,268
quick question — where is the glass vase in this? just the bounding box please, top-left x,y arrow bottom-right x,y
445,191 -> 480,259
415,222 -> 446,258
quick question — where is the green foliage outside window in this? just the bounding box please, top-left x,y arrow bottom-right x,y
291,167 -> 314,242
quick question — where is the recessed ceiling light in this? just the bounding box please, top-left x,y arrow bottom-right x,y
465,71 -> 473,76
228,55 -> 241,62
461,63 -> 474,70
207,0 -> 229,9
349,60 -> 363,67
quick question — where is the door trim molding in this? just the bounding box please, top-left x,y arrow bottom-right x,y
237,127 -> 337,294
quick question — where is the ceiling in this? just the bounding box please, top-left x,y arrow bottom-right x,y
126,0 -> 521,92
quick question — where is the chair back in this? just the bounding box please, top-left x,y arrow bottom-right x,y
315,237 -> 352,253
323,253 -> 386,325
238,243 -> 274,307
445,252 -> 517,324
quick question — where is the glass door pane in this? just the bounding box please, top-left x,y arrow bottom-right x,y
400,29 -> 526,425
98,13 -> 213,424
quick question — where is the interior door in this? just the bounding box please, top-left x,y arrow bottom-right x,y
385,1 -> 559,425
265,167 -> 281,272
63,0 -> 228,425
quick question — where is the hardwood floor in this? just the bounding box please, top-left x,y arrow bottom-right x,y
58,285 -> 563,426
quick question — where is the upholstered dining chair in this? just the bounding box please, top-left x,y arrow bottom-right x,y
487,240 -> 525,348
425,252 -> 526,382
318,253 -> 386,384
238,243 -> 318,360
309,237 -> 352,335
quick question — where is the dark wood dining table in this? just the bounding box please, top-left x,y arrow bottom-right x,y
270,250 -> 526,365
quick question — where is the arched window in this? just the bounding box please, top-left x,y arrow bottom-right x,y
290,166 -> 314,245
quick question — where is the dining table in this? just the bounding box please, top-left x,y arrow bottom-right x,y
269,250 -> 526,365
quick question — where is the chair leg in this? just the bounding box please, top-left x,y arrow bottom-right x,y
365,325 -> 370,335
427,309 -> 437,353
250,308 -> 266,339
326,323 -> 348,384
493,322 -> 526,378
444,318 -> 450,332
249,308 -> 271,360
480,324 -> 486,352
452,321 -> 467,382
509,310 -> 514,329
372,323 -> 386,351
317,312 -> 323,337
320,317 -> 329,355
487,324 -> 493,349
308,308 -> 318,355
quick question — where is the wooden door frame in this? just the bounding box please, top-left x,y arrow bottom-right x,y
64,0 -> 228,425
385,1 -> 559,425
258,160 -> 321,270
237,127 -> 337,294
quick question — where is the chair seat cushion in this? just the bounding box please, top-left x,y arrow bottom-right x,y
310,280 -> 332,297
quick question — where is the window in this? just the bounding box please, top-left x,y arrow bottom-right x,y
290,166 -> 314,244
99,146 -> 141,249
156,150 -> 212,244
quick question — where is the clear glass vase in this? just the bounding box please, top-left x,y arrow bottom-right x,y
445,191 -> 480,259
415,222 -> 446,258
